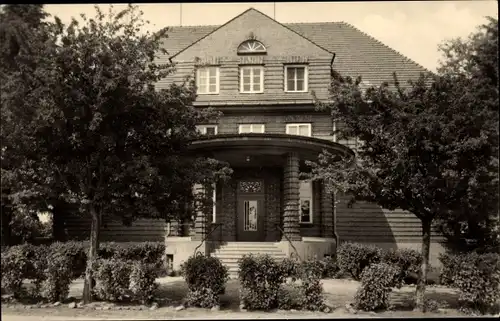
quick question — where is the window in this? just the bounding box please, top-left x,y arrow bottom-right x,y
196,125 -> 218,135
286,123 -> 311,137
196,67 -> 219,94
299,181 -> 313,224
237,39 -> 267,54
239,124 -> 265,134
240,66 -> 264,93
285,65 -> 308,92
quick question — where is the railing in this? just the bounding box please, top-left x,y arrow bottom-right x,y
194,223 -> 223,256
275,223 -> 302,261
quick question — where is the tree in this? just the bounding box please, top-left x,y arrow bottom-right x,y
0,4 -> 51,246
433,16 -> 499,253
1,4 -> 231,303
310,18 -> 498,311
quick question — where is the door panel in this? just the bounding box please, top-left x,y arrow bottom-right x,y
237,196 -> 265,241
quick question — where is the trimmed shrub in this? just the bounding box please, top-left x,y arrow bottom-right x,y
354,262 -> 401,311
280,257 -> 301,281
298,259 -> 326,311
50,241 -> 87,279
238,254 -> 286,310
93,258 -> 132,301
320,256 -> 339,279
438,252 -> 461,286
98,242 -> 165,270
181,253 -> 228,308
277,285 -> 302,310
40,251 -> 73,303
381,248 -> 422,284
0,244 -> 46,299
337,242 -> 382,281
129,261 -> 158,304
440,252 -> 500,314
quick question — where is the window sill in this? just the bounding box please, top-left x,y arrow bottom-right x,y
239,91 -> 265,94
284,90 -> 308,93
300,222 -> 314,226
197,92 -> 220,95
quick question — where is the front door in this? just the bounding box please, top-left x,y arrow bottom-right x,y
237,195 -> 265,241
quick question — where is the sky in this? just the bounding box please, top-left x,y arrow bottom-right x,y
44,1 -> 498,72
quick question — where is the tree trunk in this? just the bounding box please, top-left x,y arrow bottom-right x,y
415,219 -> 432,312
82,204 -> 101,304
52,201 -> 67,242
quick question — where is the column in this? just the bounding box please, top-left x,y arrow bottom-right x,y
321,180 -> 334,238
282,152 -> 301,241
192,184 -> 212,241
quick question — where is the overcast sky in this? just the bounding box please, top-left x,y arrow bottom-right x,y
44,1 -> 498,72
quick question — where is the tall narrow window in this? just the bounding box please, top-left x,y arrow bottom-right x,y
196,67 -> 219,94
285,65 -> 308,92
240,66 -> 264,93
299,181 -> 313,224
238,124 -> 265,134
196,125 -> 218,135
286,123 -> 312,137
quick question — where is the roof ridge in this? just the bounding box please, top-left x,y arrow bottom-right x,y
249,9 -> 335,55
339,21 -> 432,74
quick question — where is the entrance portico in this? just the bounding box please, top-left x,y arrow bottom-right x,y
187,133 -> 354,243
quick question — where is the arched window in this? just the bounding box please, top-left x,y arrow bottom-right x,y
237,39 -> 267,54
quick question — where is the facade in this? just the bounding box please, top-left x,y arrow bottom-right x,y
65,8 -> 446,270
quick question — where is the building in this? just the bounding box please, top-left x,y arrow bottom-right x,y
66,8 -> 446,272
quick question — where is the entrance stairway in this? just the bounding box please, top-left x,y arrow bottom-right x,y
212,242 -> 287,278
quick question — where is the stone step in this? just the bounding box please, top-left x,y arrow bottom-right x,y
220,243 -> 281,248
214,250 -> 286,256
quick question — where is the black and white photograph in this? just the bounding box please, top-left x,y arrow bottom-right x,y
1,1 -> 498,320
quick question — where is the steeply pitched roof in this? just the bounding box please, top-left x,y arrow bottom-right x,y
161,15 -> 431,86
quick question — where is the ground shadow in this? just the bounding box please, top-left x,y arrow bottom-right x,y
390,288 -> 460,311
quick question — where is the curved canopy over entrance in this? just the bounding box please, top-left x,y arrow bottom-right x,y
188,133 -> 355,167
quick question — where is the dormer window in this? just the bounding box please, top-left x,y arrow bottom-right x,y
237,39 -> 266,55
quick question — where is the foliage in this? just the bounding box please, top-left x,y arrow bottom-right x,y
128,261 -> 158,304
320,255 -> 339,279
297,259 -> 326,311
336,242 -> 381,281
280,257 -> 301,281
0,246 -> 30,298
50,241 -> 87,278
98,242 -> 165,270
277,284 -> 302,310
311,17 -> 498,311
180,253 -> 228,308
238,254 -> 286,310
93,258 -> 131,302
1,3 -> 232,303
439,252 -> 500,314
354,262 -> 401,311
40,251 -> 73,303
381,248 -> 423,284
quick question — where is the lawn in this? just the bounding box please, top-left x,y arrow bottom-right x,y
1,276 -> 469,320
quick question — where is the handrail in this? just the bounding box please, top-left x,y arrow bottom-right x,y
275,223 -> 302,261
194,223 -> 223,256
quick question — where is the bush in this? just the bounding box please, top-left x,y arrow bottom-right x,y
337,242 -> 382,281
297,260 -> 326,311
98,242 -> 165,270
238,254 -> 286,310
354,262 -> 401,311
93,258 -> 131,301
440,252 -> 500,314
50,242 -> 87,279
181,253 -> 228,308
277,285 -> 301,310
320,256 -> 339,279
0,244 -> 47,299
280,257 -> 301,281
381,248 -> 422,284
40,251 -> 73,303
129,261 -> 158,304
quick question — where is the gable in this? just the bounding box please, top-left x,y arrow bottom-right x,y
173,9 -> 333,62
